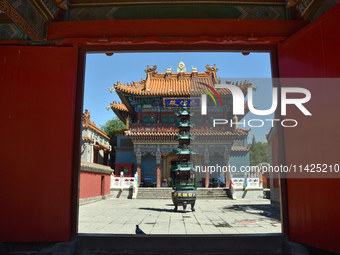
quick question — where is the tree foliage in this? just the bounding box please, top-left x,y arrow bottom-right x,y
249,135 -> 269,166
100,117 -> 126,140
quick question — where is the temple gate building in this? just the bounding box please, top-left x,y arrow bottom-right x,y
81,109 -> 112,166
79,109 -> 113,204
110,62 -> 252,188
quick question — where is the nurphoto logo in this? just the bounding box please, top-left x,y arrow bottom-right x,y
199,82 -> 312,128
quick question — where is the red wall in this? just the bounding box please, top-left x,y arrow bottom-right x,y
0,46 -> 78,242
79,171 -> 111,199
278,4 -> 340,252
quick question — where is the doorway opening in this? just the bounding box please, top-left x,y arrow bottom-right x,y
77,52 -> 283,235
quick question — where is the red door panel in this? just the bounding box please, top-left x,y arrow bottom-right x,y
278,4 -> 340,253
0,46 -> 78,242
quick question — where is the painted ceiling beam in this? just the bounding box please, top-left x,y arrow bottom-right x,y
69,0 -> 286,7
0,0 -> 62,41
28,0 -> 55,22
0,11 -> 10,20
48,19 -> 308,40
0,0 -> 42,40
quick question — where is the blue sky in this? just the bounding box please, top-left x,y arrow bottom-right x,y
84,52 -> 273,142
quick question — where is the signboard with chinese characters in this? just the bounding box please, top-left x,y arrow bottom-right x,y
163,97 -> 201,109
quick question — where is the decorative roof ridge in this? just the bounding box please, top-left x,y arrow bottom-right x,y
235,128 -> 251,134
82,109 -> 111,140
83,122 -> 111,140
126,130 -> 249,136
80,160 -> 113,174
130,131 -> 176,135
113,78 -> 252,88
82,136 -> 94,141
113,63 -> 220,87
231,148 -> 250,152
144,63 -> 218,76
223,80 -> 253,89
110,101 -> 129,112
115,129 -> 129,136
93,141 -> 111,151
82,137 -> 111,151
149,72 -> 214,79
205,64 -> 218,78
111,63 -> 254,97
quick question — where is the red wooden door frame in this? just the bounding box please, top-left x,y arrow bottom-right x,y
0,12 -> 318,246
44,13 -> 308,241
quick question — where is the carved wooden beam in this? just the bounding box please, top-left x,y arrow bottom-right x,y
0,0 -> 42,40
28,0 -> 53,22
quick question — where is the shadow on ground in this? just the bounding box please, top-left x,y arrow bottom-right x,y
138,207 -> 178,213
223,204 -> 281,222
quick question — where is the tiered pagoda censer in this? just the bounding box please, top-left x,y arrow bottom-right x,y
171,103 -> 198,212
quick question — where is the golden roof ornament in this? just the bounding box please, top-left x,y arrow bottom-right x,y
205,64 -> 218,77
83,109 -> 91,125
144,65 -> 158,77
177,61 -> 186,73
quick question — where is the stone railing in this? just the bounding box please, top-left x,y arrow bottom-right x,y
111,176 -> 135,189
110,173 -> 139,199
247,178 -> 262,188
231,178 -> 245,189
231,177 -> 262,189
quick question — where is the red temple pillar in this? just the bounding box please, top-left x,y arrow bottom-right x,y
205,165 -> 210,188
224,147 -> 231,188
156,147 -> 162,188
137,163 -> 141,185
135,148 -> 142,185
225,165 -> 230,188
156,164 -> 162,188
204,147 -> 210,188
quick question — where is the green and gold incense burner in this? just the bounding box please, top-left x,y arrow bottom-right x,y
171,103 -> 198,212
172,190 -> 196,212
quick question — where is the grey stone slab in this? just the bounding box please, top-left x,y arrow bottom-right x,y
247,225 -> 273,232
169,224 -> 186,234
234,227 -> 257,234
201,226 -> 222,234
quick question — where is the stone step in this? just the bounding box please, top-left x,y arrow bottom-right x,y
137,188 -> 172,199
137,187 -> 232,199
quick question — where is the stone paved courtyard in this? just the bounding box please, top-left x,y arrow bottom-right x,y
79,198 -> 281,235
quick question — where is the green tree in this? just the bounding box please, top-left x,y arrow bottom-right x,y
249,135 -> 269,166
100,117 -> 126,140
